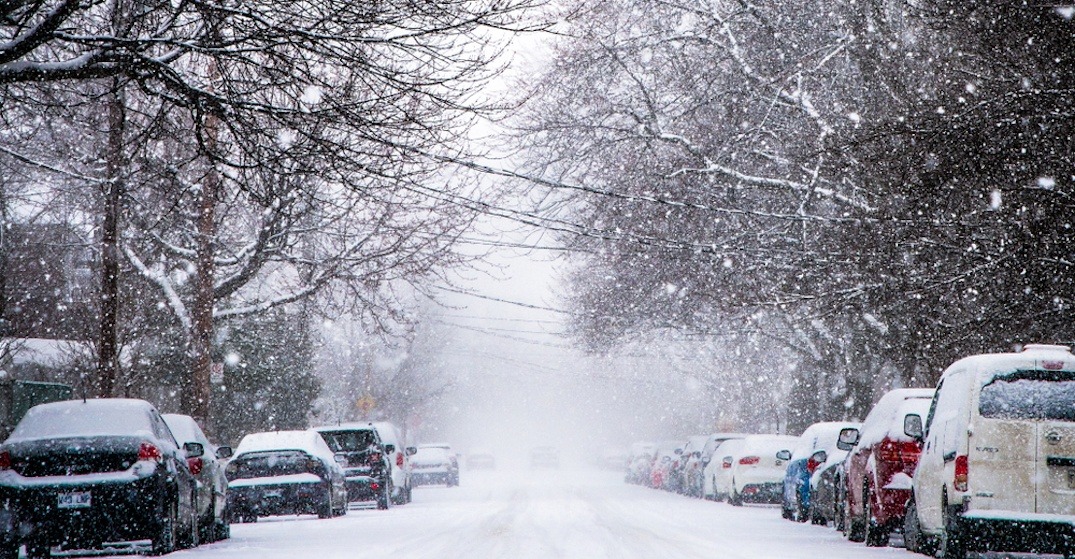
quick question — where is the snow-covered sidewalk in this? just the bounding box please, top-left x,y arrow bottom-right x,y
158,468 -> 913,559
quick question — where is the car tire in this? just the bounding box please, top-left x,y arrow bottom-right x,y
318,491 -> 334,519
150,498 -> 178,556
796,497 -> 809,523
214,516 -> 231,541
904,497 -> 933,555
377,482 -> 391,510
781,503 -> 794,520
729,490 -> 743,507
938,495 -> 966,559
862,484 -> 889,547
25,541 -> 50,559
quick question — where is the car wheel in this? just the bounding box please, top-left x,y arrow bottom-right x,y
214,516 -> 231,541
405,483 -> 413,504
729,490 -> 743,507
317,491 -> 334,519
904,496 -> 933,555
150,498 -> 178,556
796,496 -> 809,523
25,541 -> 50,559
938,494 -> 966,559
377,481 -> 391,510
781,502 -> 794,520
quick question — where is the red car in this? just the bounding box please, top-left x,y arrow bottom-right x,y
841,388 -> 934,547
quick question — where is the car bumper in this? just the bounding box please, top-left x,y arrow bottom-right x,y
738,482 -> 782,504
411,470 -> 454,485
343,476 -> 385,502
228,482 -> 328,517
0,473 -> 168,548
959,510 -> 1075,555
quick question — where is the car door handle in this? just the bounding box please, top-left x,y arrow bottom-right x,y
943,451 -> 956,463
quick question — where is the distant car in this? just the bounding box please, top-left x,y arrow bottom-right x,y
686,433 -> 747,498
669,435 -> 707,494
411,446 -> 460,486
530,446 -> 560,468
225,430 -> 348,522
314,424 -> 392,509
625,441 -> 656,485
467,449 -> 496,470
371,421 -> 414,504
0,399 -> 200,557
807,436 -> 856,528
649,441 -> 684,490
842,388 -> 934,547
779,422 -> 859,522
724,435 -> 797,506
163,413 -> 233,541
703,438 -> 746,500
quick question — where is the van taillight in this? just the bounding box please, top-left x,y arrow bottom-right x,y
806,457 -> 822,474
739,456 -> 760,466
954,455 -> 968,492
138,442 -> 162,462
396,453 -> 404,467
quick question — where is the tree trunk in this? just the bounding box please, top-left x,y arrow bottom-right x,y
186,109 -> 218,427
97,81 -> 125,398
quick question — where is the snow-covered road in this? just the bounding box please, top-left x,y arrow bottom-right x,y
151,468 -> 915,559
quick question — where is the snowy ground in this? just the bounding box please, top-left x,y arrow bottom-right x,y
76,467 -> 931,559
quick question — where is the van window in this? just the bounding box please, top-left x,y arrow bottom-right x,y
979,370 -> 1075,421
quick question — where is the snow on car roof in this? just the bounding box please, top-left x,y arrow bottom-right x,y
311,422 -> 377,433
942,344 -> 1075,386
858,388 -> 935,448
235,430 -> 337,463
370,421 -> 403,444
162,413 -> 208,446
738,434 -> 798,455
791,422 -> 861,459
8,398 -> 161,443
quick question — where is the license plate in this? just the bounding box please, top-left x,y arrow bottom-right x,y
58,491 -> 91,509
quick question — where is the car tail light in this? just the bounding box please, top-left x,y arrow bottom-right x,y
396,453 -> 404,467
806,457 -> 822,474
371,482 -> 380,491
739,456 -> 760,466
0,450 -> 10,470
954,455 -> 968,492
187,457 -> 203,475
138,442 -> 162,462
878,439 -> 921,463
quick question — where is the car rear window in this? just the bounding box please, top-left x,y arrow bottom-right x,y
10,404 -> 155,441
979,370 -> 1075,421
318,430 -> 377,452
229,450 -> 312,480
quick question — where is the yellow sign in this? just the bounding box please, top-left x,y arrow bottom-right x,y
356,394 -> 376,414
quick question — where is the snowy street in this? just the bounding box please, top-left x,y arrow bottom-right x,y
166,469 -> 907,559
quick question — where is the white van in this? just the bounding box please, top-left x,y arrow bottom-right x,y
905,344 -> 1075,558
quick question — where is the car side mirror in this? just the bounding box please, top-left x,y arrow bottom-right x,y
811,450 -> 828,464
384,444 -> 396,454
183,442 -> 204,458
904,413 -> 924,441
837,427 -> 860,451
674,448 -> 683,455
775,449 -> 792,461
406,446 -> 417,456
215,446 -> 233,459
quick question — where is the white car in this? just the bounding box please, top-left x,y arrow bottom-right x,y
688,433 -> 748,498
720,434 -> 798,506
905,344 -> 1075,558
411,446 -> 459,486
163,414 -> 231,542
371,421 -> 414,504
704,438 -> 746,501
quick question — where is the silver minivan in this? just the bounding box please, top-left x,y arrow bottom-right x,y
905,344 -> 1075,558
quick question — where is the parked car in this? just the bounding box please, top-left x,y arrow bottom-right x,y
703,438 -> 746,500
625,442 -> 656,485
842,387 -> 934,546
669,435 -> 708,495
0,398 -> 200,557
649,441 -> 684,490
467,449 -> 496,470
411,445 -> 460,486
371,421 -> 414,504
723,434 -> 797,506
807,432 -> 857,528
313,423 -> 392,509
225,430 -> 348,522
530,445 -> 561,468
163,413 -> 232,541
779,421 -> 859,522
687,433 -> 748,498
904,344 -> 1075,558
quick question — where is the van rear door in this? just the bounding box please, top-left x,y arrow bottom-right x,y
980,369 -> 1075,514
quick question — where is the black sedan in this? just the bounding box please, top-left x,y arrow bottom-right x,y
0,398 -> 199,558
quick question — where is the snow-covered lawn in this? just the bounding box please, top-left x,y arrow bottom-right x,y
134,468 -> 916,559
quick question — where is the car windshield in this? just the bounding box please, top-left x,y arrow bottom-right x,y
228,450 -> 312,480
319,430 -> 377,452
979,370 -> 1075,421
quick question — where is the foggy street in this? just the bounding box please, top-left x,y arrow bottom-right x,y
159,468 -> 906,559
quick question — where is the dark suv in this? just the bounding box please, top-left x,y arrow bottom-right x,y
314,424 -> 392,509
